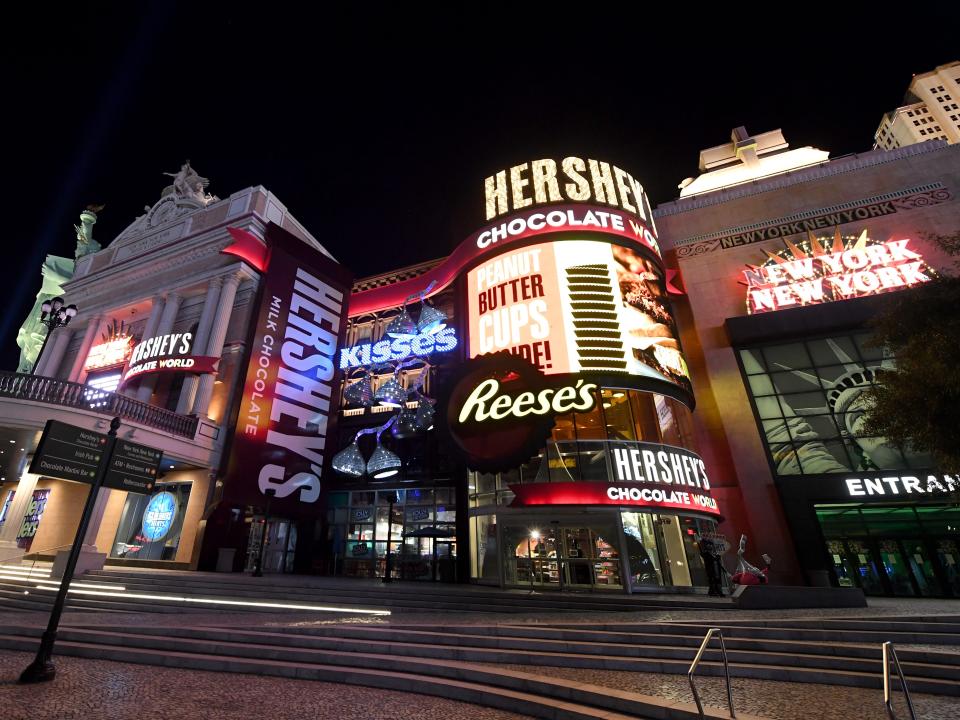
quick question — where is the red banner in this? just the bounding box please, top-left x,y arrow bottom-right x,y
509,481 -> 721,517
349,204 -> 660,316
120,356 -> 220,387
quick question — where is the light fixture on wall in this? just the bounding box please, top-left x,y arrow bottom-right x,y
385,307 -> 416,338
390,405 -> 419,439
331,440 -> 366,478
374,375 -> 407,407
367,419 -> 402,480
344,371 -> 374,407
386,280 -> 446,338
416,301 -> 446,335
332,416 -> 399,480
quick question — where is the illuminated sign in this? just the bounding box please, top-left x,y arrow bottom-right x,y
16,488 -> 51,550
484,157 -> 655,226
609,442 -> 711,491
476,205 -> 660,257
466,239 -> 691,396
440,352 -> 596,473
743,231 -> 934,314
509,481 -> 720,516
84,336 -> 133,370
845,474 -> 957,498
458,377 -> 596,422
141,491 -> 178,541
221,223 -> 353,511
339,326 -> 458,369
121,332 -> 220,386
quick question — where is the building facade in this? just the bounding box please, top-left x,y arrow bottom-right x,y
874,61 -> 960,149
0,164 -> 332,573
656,129 -> 960,597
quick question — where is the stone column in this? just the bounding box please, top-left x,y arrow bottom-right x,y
81,488 -> 112,550
67,315 -> 104,383
176,277 -> 223,415
136,293 -> 182,403
192,273 -> 241,418
34,328 -> 73,378
0,470 -> 39,559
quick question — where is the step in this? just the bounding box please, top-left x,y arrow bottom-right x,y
82,569 -> 731,610
101,623 -> 960,681
0,629 -> 759,720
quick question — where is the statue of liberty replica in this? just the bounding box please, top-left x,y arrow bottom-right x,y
15,206 -> 102,373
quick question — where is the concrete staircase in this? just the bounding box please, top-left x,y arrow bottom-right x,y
0,564 -> 734,615
0,617 -> 957,718
2,564 -> 957,718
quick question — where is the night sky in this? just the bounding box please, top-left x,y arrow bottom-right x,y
3,4 -> 957,370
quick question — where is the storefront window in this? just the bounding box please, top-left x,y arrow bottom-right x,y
629,391 -> 661,442
620,510 -> 712,589
738,333 -> 933,476
110,483 -> 191,561
601,390 -> 635,440
334,487 -> 456,581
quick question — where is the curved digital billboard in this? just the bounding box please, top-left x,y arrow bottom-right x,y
466,238 -> 691,398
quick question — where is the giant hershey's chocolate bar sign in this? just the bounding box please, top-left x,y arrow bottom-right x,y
221,224 -> 353,512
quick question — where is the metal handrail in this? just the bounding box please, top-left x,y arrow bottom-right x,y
688,627 -> 735,718
0,371 -> 199,438
883,642 -> 917,719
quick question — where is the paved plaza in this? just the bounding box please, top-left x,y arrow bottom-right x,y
1,597 -> 958,719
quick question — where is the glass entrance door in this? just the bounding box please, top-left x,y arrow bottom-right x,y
843,539 -> 886,595
901,538 -> 942,597
934,539 -> 960,596
503,522 -> 622,591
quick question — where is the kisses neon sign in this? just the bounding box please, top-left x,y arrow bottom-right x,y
743,232 -> 933,314
339,326 -> 458,369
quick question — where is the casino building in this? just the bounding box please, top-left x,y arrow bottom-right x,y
655,128 -> 960,597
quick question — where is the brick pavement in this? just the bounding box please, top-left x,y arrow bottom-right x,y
492,664 -> 960,720
0,650 -> 533,720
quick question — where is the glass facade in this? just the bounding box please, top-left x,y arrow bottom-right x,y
326,487 -> 457,581
468,386 -> 717,592
739,333 -> 932,476
817,503 -> 960,597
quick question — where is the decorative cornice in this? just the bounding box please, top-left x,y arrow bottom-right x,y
655,141 -> 955,219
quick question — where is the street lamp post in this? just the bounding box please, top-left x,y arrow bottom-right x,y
31,297 -> 78,375
252,488 -> 276,577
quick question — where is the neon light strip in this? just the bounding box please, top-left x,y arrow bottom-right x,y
30,585 -> 390,615
30,580 -> 126,591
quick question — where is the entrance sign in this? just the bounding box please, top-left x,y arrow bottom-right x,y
221,223 -> 353,512
29,420 -> 109,484
845,474 -> 957,497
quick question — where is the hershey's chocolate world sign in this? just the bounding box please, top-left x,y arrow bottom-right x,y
221,224 -> 353,513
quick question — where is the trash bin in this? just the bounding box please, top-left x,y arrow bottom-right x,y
216,547 -> 237,572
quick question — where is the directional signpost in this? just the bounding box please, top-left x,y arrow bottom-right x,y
19,417 -> 162,683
